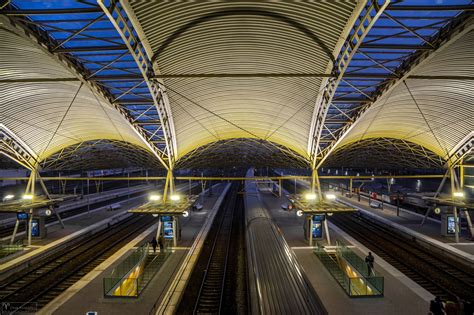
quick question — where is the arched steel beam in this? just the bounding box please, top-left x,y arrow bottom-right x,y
307,0 -> 389,169
98,0 -> 178,169
0,12 -> 170,170
312,8 -> 474,170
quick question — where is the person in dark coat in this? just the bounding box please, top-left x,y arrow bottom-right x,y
150,237 -> 158,253
429,296 -> 445,315
365,252 -> 375,276
158,233 -> 165,252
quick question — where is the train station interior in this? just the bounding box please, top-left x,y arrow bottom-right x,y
0,1 -> 473,314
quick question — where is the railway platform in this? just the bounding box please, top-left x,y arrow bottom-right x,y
339,194 -> 474,262
41,184 -> 229,315
0,184 -> 152,226
260,188 -> 432,315
0,193 -> 147,280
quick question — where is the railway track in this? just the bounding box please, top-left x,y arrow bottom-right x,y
279,176 -> 474,302
0,190 -> 148,239
177,183 -> 247,314
329,213 -> 474,302
0,214 -> 156,312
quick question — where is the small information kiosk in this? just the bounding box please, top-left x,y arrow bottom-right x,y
129,195 -> 198,247
287,194 -> 355,246
0,195 -> 67,245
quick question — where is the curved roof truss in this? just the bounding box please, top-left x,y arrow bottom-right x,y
312,3 -> 474,169
323,137 -> 445,170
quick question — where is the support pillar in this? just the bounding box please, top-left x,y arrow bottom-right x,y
37,172 -> 64,228
87,178 -> 90,215
311,168 -> 322,200
156,218 -> 162,241
450,167 -> 460,243
173,216 -> 178,247
349,178 -> 353,197
163,170 -> 171,203
24,170 -> 36,246
10,219 -> 20,245
421,169 -> 449,225
324,218 -> 331,245
27,209 -> 33,246
278,179 -> 282,197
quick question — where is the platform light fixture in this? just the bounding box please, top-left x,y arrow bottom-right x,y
325,193 -> 336,201
434,207 -> 441,214
149,194 -> 161,201
453,191 -> 465,198
305,193 -> 317,201
327,212 -> 334,216
2,194 -> 14,201
152,214 -> 159,217
183,210 -> 189,218
22,194 -> 33,200
170,194 -> 181,201
296,210 -> 303,217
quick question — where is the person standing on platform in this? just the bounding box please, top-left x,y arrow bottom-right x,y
150,237 -> 158,254
429,296 -> 445,315
158,233 -> 165,253
365,252 -> 375,276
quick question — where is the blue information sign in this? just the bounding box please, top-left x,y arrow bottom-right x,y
313,214 -> 325,222
447,216 -> 456,235
163,221 -> 173,239
160,215 -> 172,222
31,219 -> 40,237
17,212 -> 28,220
312,221 -> 323,239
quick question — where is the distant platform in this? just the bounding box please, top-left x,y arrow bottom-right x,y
129,195 -> 199,215
287,194 -> 355,214
0,195 -> 74,213
422,196 -> 474,208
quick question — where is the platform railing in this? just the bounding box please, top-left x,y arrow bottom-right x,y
314,242 -> 383,297
103,242 -> 171,297
0,240 -> 24,259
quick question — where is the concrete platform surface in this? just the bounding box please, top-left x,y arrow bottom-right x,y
261,189 -> 431,315
0,196 -> 145,278
45,185 -> 226,315
339,194 -> 474,262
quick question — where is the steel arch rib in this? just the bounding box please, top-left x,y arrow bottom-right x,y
98,0 -> 178,168
315,12 -> 473,170
307,0 -> 389,169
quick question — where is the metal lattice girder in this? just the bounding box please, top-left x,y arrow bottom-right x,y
40,139 -> 162,171
323,137 -> 445,170
97,0 -> 177,168
0,124 -> 38,170
175,138 -> 310,169
1,3 -> 173,170
308,0 -> 389,168
447,132 -> 474,167
316,11 -> 473,169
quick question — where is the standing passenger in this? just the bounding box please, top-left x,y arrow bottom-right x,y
158,233 -> 165,253
429,296 -> 445,315
365,252 -> 375,276
150,237 -> 157,254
